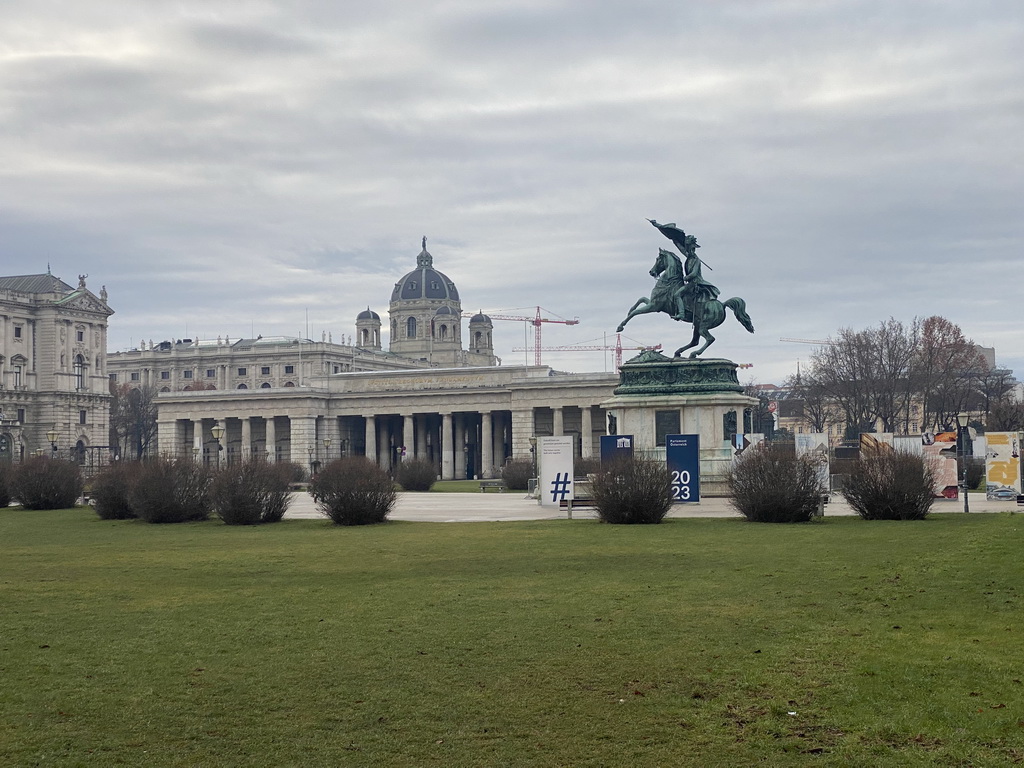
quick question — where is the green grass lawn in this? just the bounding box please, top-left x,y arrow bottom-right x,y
2,510 -> 1023,766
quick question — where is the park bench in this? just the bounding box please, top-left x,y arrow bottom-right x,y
479,479 -> 506,493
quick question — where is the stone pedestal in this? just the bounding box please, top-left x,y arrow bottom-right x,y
600,352 -> 757,496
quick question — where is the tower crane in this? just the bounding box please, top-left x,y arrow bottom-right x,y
779,337 -> 836,346
468,306 -> 579,365
512,333 -> 661,370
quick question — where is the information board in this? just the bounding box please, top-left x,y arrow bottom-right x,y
538,436 -> 575,507
600,434 -> 634,463
666,434 -> 700,503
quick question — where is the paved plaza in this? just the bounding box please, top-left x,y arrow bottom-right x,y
283,490 -> 1014,523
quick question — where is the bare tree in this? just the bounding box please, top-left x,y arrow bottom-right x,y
807,327 -> 878,439
916,316 -> 986,431
784,372 -> 839,434
109,382 -> 159,459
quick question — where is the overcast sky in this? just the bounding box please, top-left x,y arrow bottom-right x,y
3,1 -> 1021,383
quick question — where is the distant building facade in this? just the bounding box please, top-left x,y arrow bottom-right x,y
0,273 -> 113,465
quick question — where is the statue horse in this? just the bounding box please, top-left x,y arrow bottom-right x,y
616,248 -> 754,358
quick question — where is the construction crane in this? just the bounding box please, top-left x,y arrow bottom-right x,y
512,333 -> 661,370
470,306 -> 579,365
779,337 -> 836,346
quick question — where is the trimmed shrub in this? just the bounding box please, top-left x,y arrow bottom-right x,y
0,461 -> 11,509
281,461 -> 308,484
591,457 -> 673,524
728,444 -> 825,523
501,458 -> 534,491
130,457 -> 212,523
12,457 -> 84,510
842,450 -> 936,520
395,458 -> 437,491
210,459 -> 293,525
311,457 -> 396,525
91,461 -> 138,520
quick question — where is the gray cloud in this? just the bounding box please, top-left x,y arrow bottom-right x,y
1,0 -> 1021,379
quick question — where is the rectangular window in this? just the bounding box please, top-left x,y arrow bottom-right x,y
183,370 -> 193,379
206,369 -> 216,378
130,372 -> 140,381
333,365 -> 340,374
261,366 -> 271,375
17,408 -> 25,423
13,365 -> 22,387
284,365 -> 294,374
79,410 -> 87,425
14,326 -> 22,338
109,373 -> 117,382
77,330 -> 84,342
161,371 -> 170,380
237,367 -> 247,376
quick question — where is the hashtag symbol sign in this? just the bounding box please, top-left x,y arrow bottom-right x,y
549,472 -> 572,502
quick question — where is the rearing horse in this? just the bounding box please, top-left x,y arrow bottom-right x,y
616,248 -> 754,358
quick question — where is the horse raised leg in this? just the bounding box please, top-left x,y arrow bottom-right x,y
674,324 -> 703,357
616,297 -> 655,332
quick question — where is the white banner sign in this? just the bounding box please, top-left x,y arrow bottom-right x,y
538,436 -> 575,507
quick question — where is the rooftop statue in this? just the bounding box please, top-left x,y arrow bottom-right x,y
616,220 -> 754,358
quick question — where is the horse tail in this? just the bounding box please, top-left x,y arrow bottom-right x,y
724,297 -> 754,333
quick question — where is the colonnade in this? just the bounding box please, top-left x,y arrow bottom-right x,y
161,403 -> 605,479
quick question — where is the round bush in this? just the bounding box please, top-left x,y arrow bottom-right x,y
395,458 -> 437,491
210,459 -> 293,525
500,458 -> 534,491
91,461 -> 138,519
130,458 -> 212,523
311,457 -> 396,525
591,457 -> 673,524
842,450 -> 936,520
12,457 -> 84,510
728,445 -> 826,523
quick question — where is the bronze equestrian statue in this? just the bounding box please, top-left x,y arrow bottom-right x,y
617,220 -> 754,358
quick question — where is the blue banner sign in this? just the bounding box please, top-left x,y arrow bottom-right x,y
666,434 -> 700,503
600,434 -> 635,463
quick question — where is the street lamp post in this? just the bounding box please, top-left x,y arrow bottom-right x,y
46,428 -> 59,458
210,425 -> 224,469
307,446 -> 315,477
956,412 -> 971,514
323,438 -> 332,464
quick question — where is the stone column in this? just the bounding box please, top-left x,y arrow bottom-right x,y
553,406 -> 564,436
265,416 -> 277,462
403,414 -> 415,461
581,406 -> 594,459
365,416 -> 377,465
241,417 -> 251,460
481,411 -> 493,479
441,413 -> 454,480
511,408 -> 534,458
415,415 -> 428,461
454,414 -> 467,479
289,415 -> 317,468
193,419 -> 203,461
378,418 -> 391,472
492,411 -> 506,468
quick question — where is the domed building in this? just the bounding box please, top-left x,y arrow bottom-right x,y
378,238 -> 496,367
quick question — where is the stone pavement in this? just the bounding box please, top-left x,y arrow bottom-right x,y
284,490 -> 1011,523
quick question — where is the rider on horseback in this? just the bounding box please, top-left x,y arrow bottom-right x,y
673,235 -> 720,324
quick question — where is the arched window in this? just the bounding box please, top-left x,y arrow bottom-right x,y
439,324 -> 448,340
284,381 -> 295,388
474,331 -> 482,347
73,355 -> 85,390
260,382 -> 271,389
237,384 -> 248,390
407,317 -> 417,339
360,328 -> 369,346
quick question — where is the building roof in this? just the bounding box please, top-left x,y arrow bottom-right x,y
390,238 -> 460,303
357,308 -> 381,321
0,273 -> 75,294
469,312 -> 492,324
